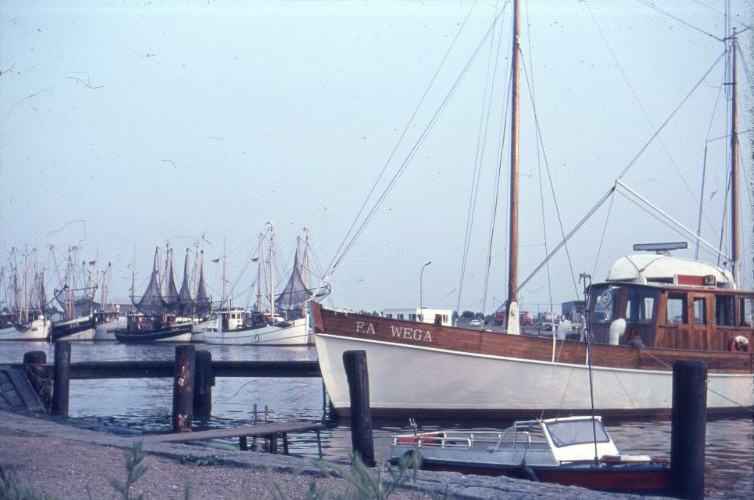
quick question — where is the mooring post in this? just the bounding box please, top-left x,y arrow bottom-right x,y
52,342 -> 71,417
670,360 -> 707,500
193,350 -> 213,419
342,350 -> 375,466
22,351 -> 50,406
172,344 -> 196,433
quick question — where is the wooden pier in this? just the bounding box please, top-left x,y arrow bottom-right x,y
10,344 -> 325,453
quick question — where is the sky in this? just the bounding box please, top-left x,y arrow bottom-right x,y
1,0 -> 752,315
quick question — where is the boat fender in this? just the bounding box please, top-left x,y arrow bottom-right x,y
728,335 -> 751,352
509,462 -> 539,482
608,318 -> 627,345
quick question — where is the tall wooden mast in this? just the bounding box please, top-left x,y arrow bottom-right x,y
729,28 -> 739,282
505,0 -> 521,335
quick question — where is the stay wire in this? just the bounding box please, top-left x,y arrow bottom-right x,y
329,7 -> 510,277
324,0 -> 481,277
618,51 -> 726,181
591,191 -> 616,280
519,54 -> 580,300
635,0 -> 724,42
458,0 -> 506,314
525,0 -> 555,322
585,2 -> 718,236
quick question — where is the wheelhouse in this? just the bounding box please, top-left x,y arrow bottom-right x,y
588,255 -> 753,351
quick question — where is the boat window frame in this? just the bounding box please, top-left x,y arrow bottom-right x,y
588,285 -> 619,325
714,294 -> 735,327
624,287 -> 657,325
692,296 -> 707,326
739,296 -> 752,327
545,419 -> 611,448
665,293 -> 688,325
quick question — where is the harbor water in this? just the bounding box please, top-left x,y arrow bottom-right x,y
1,341 -> 751,499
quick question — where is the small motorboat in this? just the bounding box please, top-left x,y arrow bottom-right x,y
389,416 -> 670,495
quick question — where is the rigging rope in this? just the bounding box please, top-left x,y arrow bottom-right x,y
519,54 -> 580,300
458,0 -> 506,314
635,0 -> 724,42
327,6 -> 510,279
324,0 -> 482,278
586,2 -> 718,236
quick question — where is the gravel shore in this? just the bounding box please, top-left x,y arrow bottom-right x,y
0,411 -> 663,500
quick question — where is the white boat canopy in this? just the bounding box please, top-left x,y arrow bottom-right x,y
605,254 -> 735,288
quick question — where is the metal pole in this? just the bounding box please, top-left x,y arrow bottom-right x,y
419,261 -> 432,319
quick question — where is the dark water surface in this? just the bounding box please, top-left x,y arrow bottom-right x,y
2,341 -> 752,499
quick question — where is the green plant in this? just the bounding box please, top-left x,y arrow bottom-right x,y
110,441 -> 148,500
179,454 -> 219,467
0,466 -> 55,500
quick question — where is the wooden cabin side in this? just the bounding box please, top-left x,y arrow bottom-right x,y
589,283 -> 753,351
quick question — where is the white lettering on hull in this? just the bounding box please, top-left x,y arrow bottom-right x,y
390,325 -> 432,343
355,321 -> 376,335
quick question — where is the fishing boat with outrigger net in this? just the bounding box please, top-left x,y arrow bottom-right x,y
51,246 -> 99,341
115,245 -> 202,343
202,227 -> 330,346
0,248 -> 53,341
311,1 -> 753,418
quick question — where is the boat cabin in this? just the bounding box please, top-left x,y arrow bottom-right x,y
588,255 -> 753,351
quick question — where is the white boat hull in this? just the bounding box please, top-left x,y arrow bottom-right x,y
0,318 -> 51,341
94,317 -> 126,341
204,317 -> 310,346
58,327 -> 95,341
315,333 -> 754,417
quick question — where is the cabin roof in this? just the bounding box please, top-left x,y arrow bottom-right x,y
605,254 -> 734,287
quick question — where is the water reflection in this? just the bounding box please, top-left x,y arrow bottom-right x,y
1,341 -> 751,498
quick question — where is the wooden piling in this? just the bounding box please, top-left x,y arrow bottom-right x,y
670,360 -> 707,500
23,351 -> 51,408
52,343 -> 71,417
193,350 -> 213,418
172,345 -> 195,433
342,350 -> 375,466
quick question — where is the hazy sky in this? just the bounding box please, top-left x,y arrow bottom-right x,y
1,0 -> 752,314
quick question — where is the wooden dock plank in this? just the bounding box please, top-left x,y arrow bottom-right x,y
141,422 -> 325,443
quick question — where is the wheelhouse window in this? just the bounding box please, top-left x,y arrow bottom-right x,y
693,298 -> 706,325
590,286 -> 618,324
409,314 -> 417,321
665,294 -> 687,324
625,288 -> 656,324
739,297 -> 752,327
715,295 -> 734,326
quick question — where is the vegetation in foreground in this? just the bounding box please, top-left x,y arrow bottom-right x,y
0,442 -> 438,500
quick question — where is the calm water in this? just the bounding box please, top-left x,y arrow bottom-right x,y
1,341 -> 752,499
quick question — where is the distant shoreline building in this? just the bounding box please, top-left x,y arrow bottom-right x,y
382,308 -> 453,327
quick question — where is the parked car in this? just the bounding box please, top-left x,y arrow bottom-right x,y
469,319 -> 482,327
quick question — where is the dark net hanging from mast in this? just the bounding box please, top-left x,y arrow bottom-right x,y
164,253 -> 180,314
275,249 -> 330,317
177,252 -> 195,316
134,249 -> 167,315
194,262 -> 211,316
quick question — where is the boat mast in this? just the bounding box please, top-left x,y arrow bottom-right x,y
729,28 -> 739,283
222,238 -> 228,308
505,0 -> 521,335
256,233 -> 264,312
269,225 -> 275,318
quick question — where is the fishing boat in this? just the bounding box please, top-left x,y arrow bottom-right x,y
389,416 -> 670,494
311,2 -> 753,418
92,263 -> 125,340
51,246 -> 99,341
115,245 -> 194,343
203,227 -> 329,346
0,248 -> 52,341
